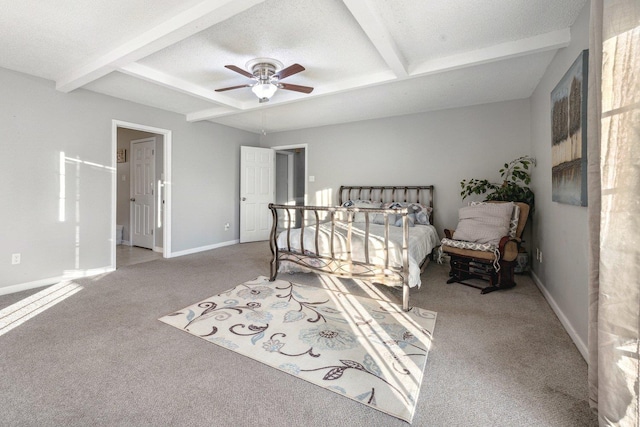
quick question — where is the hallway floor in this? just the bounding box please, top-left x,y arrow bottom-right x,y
116,245 -> 163,268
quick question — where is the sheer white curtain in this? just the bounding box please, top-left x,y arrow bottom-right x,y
588,0 -> 640,425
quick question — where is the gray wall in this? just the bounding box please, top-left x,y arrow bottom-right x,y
529,1 -> 590,355
261,99 -> 532,234
0,67 -> 259,291
275,152 -> 289,204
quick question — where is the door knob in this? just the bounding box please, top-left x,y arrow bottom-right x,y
130,198 -> 136,202
241,197 -> 246,201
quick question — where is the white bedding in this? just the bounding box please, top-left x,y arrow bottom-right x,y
276,222 -> 439,288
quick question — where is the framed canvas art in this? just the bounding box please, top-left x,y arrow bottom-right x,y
550,49 -> 588,206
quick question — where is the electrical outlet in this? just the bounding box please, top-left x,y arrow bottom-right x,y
224,223 -> 230,231
539,250 -> 543,263
11,253 -> 21,265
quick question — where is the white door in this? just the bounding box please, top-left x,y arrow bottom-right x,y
130,138 -> 155,249
240,146 -> 275,243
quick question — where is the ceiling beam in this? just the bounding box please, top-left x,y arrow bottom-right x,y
185,27 -> 570,124
119,63 -> 244,109
342,0 -> 408,77
55,0 -> 265,93
187,108 -> 234,122
410,28 -> 571,77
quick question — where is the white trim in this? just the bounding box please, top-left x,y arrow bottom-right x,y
111,125 -> 117,269
0,277 -> 63,296
153,246 -> 164,253
170,240 -> 239,258
112,120 -> 173,264
0,266 -> 116,296
530,270 -> 588,361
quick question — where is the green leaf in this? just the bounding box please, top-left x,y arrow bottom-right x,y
458,156 -> 536,210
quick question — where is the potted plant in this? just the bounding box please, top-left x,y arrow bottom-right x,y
460,155 -> 536,210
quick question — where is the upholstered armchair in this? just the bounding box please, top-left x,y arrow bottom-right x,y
441,201 -> 530,294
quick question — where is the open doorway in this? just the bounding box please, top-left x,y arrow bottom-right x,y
273,144 -> 307,229
238,144 -> 306,243
273,144 -> 307,206
111,120 -> 172,269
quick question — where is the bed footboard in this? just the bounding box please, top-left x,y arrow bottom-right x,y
268,204 -> 412,311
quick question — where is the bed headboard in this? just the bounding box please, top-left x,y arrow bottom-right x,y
338,185 -> 434,224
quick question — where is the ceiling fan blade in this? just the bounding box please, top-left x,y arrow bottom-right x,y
224,65 -> 254,79
279,83 -> 314,94
273,64 -> 305,80
215,84 -> 252,92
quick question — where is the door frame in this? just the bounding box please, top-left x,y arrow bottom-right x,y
271,143 -> 308,205
111,120 -> 172,268
129,137 -> 156,250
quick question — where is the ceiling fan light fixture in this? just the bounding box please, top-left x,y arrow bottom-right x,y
217,58 -> 312,102
251,82 -> 278,100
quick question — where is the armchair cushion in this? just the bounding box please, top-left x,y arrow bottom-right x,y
452,202 -> 514,246
441,237 -> 495,254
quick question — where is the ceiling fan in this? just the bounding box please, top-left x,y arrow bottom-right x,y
215,58 -> 314,103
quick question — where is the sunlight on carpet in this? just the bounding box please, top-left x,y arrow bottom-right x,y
0,281 -> 83,337
159,276 -> 436,423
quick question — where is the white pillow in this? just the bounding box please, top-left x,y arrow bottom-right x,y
453,202 -> 514,246
470,201 -> 520,237
341,199 -> 382,223
372,202 -> 399,225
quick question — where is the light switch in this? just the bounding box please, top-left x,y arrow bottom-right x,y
309,176 -> 315,182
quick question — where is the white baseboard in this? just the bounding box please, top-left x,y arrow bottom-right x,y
117,242 -> 162,253
0,266 -> 115,296
530,270 -> 588,361
0,277 -> 64,296
170,239 -> 239,258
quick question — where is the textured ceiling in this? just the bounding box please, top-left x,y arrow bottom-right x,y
0,0 -> 587,133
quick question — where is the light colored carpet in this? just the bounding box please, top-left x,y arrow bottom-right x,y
160,276 -> 437,423
0,241 -> 597,426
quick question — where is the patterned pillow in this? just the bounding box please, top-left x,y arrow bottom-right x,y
341,199 -> 382,223
372,202 -> 399,225
470,201 -> 520,237
453,202 -> 514,246
393,202 -> 432,226
394,215 -> 416,227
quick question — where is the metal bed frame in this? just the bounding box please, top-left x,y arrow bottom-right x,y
268,185 -> 434,311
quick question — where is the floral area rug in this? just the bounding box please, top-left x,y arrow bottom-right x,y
159,276 -> 437,423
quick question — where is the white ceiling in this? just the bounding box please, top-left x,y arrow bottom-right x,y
0,0 -> 587,133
